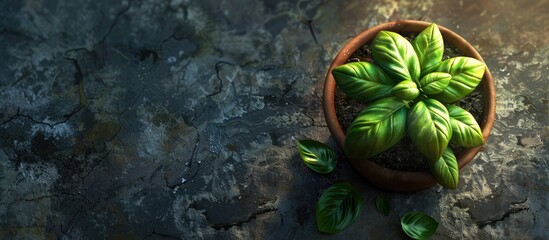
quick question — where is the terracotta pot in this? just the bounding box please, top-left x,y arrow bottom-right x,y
323,20 -> 496,192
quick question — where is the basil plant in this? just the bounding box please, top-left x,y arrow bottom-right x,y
333,23 -> 485,189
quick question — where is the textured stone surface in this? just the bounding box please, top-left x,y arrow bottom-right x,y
0,0 -> 547,239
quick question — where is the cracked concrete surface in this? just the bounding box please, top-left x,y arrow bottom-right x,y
0,0 -> 547,239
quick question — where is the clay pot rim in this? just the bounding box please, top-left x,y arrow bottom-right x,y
322,20 -> 496,192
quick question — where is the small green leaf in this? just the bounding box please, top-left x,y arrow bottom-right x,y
428,147 -> 459,189
407,99 -> 452,162
344,97 -> 407,159
401,211 -> 439,240
419,72 -> 451,95
391,80 -> 420,100
316,182 -> 363,234
297,140 -> 337,174
447,105 -> 484,147
372,31 -> 421,83
412,23 -> 444,75
431,57 -> 486,103
332,62 -> 396,103
375,195 -> 390,216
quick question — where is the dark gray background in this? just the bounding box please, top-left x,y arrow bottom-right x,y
0,0 -> 547,239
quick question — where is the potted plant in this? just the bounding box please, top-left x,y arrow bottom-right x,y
323,20 -> 496,192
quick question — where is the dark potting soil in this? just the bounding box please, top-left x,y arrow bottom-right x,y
335,33 -> 485,172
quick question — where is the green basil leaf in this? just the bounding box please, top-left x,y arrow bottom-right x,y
428,147 -> 459,189
316,182 -> 363,234
407,99 -> 452,161
344,97 -> 407,159
375,195 -> 390,216
412,23 -> 444,75
401,211 -> 439,240
419,72 -> 451,95
332,62 -> 395,103
447,105 -> 484,147
372,31 -> 421,83
431,57 -> 486,103
297,140 -> 337,174
391,80 -> 420,100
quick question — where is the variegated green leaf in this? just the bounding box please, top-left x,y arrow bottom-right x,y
391,80 -> 420,100
428,147 -> 459,189
316,182 -> 363,234
412,23 -> 444,76
447,105 -> 484,147
375,195 -> 390,216
432,57 -> 486,103
372,31 -> 421,83
297,140 -> 337,174
419,72 -> 451,95
407,99 -> 452,161
332,62 -> 395,103
344,97 -> 407,159
401,211 -> 439,240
